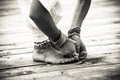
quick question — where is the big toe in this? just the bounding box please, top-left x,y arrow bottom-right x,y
79,51 -> 87,60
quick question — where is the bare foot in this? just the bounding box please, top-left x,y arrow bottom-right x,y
33,40 -> 78,64
50,32 -> 79,59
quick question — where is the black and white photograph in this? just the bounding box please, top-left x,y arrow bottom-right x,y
0,0 -> 120,80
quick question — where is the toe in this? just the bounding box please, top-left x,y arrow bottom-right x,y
79,51 -> 87,60
73,53 -> 79,58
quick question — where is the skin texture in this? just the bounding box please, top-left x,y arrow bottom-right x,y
69,0 -> 91,59
29,0 -> 91,63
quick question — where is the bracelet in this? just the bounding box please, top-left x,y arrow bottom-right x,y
34,39 -> 50,48
68,32 -> 80,37
68,27 -> 81,34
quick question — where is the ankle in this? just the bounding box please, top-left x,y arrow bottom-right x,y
68,27 -> 81,39
68,32 -> 80,38
68,27 -> 81,35
50,31 -> 68,48
51,30 -> 61,42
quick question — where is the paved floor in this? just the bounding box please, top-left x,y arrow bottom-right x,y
0,0 -> 120,80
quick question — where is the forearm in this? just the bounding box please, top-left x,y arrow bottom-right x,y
71,0 -> 91,28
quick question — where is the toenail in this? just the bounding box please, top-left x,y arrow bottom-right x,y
73,53 -> 79,58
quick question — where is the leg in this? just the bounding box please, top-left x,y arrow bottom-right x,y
68,0 -> 91,60
29,0 -> 60,42
29,0 -> 79,63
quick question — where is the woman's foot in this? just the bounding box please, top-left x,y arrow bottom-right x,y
50,32 -> 79,59
33,40 -> 78,64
